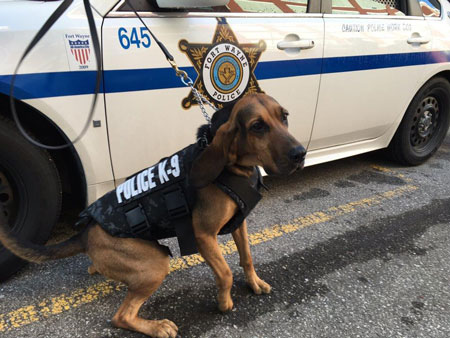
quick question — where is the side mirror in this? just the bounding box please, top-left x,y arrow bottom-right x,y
156,0 -> 229,8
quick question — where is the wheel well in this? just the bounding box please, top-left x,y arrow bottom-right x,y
434,70 -> 450,85
0,94 -> 87,215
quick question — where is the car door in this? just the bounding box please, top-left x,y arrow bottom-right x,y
309,0 -> 433,152
102,0 -> 324,181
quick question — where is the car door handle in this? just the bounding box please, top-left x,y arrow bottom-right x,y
277,39 -> 315,50
407,36 -> 430,45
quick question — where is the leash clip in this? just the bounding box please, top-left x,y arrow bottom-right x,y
197,135 -> 209,149
167,58 -> 215,126
168,59 -> 189,82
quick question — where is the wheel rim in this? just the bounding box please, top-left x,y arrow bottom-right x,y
0,165 -> 21,229
410,95 -> 441,151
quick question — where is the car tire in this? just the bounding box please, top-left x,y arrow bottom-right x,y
388,77 -> 450,165
0,115 -> 62,281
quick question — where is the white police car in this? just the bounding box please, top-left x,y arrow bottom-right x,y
0,0 -> 449,279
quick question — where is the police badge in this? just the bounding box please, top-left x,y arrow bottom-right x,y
179,18 -> 266,109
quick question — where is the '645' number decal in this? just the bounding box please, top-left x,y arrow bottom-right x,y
118,27 -> 151,49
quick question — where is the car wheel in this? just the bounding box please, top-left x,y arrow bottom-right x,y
0,116 -> 61,281
389,77 -> 450,165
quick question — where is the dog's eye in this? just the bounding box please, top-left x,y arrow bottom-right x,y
250,120 -> 267,134
281,111 -> 289,125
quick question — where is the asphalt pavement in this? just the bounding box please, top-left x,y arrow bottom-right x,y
1,134 -> 450,338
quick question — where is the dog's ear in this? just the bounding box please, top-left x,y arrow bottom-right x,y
190,122 -> 238,188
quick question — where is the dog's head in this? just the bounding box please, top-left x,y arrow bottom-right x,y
191,93 -> 306,188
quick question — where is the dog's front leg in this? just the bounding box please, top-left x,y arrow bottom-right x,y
232,220 -> 271,294
192,186 -> 240,311
194,231 -> 234,312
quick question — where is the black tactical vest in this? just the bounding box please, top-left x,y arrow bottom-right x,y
76,143 -> 263,256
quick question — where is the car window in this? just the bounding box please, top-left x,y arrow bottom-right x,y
419,0 -> 441,17
331,0 -> 406,16
119,0 -> 309,13
226,0 -> 308,13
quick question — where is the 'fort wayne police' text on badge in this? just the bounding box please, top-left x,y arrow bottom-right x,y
179,18 -> 266,109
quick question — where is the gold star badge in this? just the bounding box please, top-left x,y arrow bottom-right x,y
179,18 -> 266,109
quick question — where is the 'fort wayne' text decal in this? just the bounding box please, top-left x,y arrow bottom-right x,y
63,33 -> 93,71
179,18 -> 266,109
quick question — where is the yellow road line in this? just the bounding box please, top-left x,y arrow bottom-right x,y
0,184 -> 417,332
371,165 -> 413,182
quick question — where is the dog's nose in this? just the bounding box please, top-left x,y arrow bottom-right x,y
288,146 -> 306,164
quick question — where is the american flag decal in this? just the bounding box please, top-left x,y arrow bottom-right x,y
69,39 -> 90,65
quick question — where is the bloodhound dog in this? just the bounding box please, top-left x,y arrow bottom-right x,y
0,93 -> 306,338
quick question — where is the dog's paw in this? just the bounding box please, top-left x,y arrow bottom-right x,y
149,319 -> 178,338
218,295 -> 234,312
247,276 -> 271,295
87,265 -> 97,275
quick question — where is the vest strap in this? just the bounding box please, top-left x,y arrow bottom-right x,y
216,169 -> 262,212
173,217 -> 198,256
163,185 -> 198,256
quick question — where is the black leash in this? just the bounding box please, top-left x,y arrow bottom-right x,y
9,0 -> 101,150
127,0 -> 215,150
10,0 -> 214,150
126,1 -> 174,63
126,0 -> 215,127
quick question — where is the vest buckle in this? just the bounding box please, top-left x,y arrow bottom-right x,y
163,185 -> 190,219
125,203 -> 150,236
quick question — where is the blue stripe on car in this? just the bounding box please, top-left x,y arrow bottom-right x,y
322,50 -> 450,73
1,51 -> 449,100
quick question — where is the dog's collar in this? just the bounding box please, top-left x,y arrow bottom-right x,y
196,132 -> 209,149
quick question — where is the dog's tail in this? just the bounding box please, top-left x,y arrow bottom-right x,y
0,208 -> 86,264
